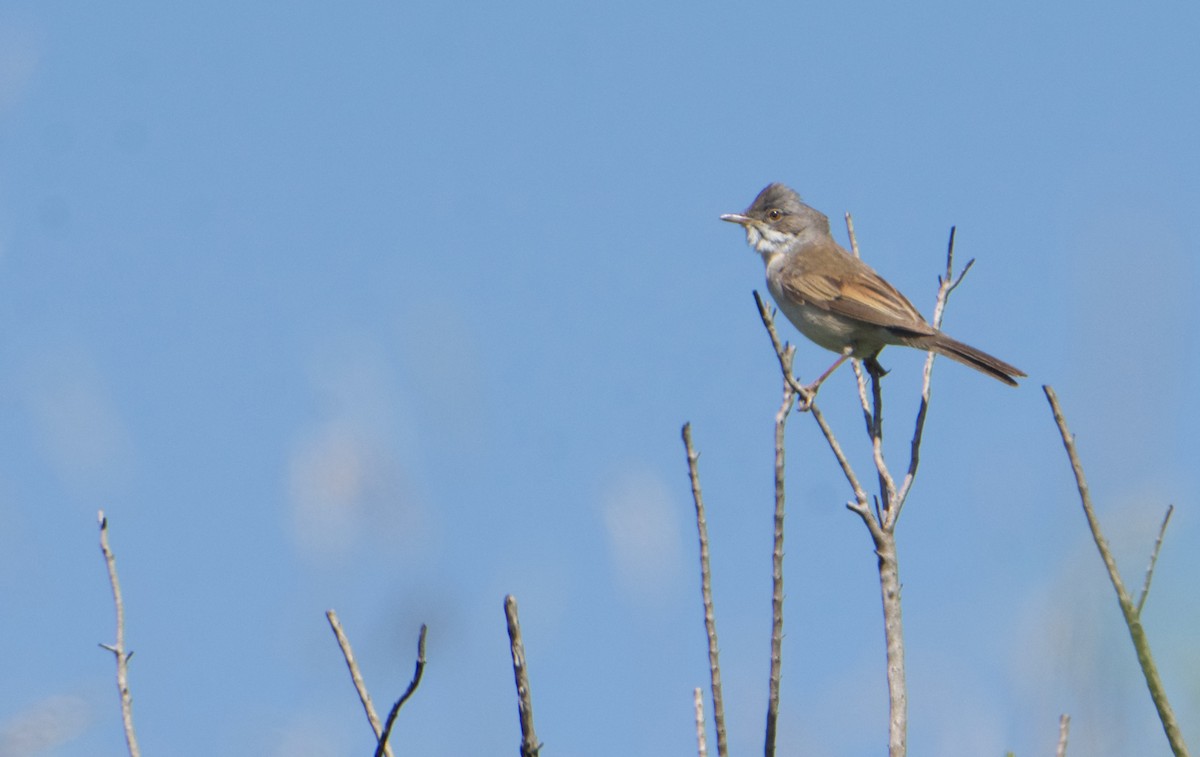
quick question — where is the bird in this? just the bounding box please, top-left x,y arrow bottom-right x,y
721,183 -> 1024,397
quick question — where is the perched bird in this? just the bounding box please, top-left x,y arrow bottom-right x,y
721,183 -> 1024,395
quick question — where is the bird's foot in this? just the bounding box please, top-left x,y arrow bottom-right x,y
865,356 -> 889,379
794,380 -> 821,412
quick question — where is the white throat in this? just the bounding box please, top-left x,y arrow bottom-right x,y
745,223 -> 792,257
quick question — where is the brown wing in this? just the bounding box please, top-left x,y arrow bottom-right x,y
777,240 -> 936,336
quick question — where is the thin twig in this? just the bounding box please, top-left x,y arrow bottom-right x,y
374,624 -> 428,757
326,610 -> 395,757
891,228 -> 970,525
893,351 -> 932,522
1055,713 -> 1071,757
819,400 -> 875,521
929,229 -> 972,328
505,596 -> 541,757
753,291 -> 812,404
842,218 -> 897,520
694,688 -> 708,757
754,292 -> 870,515
681,424 -> 729,757
853,357 -> 870,419
97,510 -> 141,757
1044,386 -> 1190,757
765,358 -> 797,757
854,360 -> 897,513
1136,505 -> 1174,617
868,368 -> 890,504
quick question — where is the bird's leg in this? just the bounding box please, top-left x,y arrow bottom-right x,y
798,346 -> 854,409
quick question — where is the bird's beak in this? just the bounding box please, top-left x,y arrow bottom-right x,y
720,213 -> 751,225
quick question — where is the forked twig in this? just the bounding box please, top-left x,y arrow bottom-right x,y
889,227 -> 971,526
97,511 -> 141,757
326,610 -> 395,757
753,293 -> 871,517
1044,386 -> 1190,757
681,424 -> 728,757
752,291 -> 812,404
694,688 -> 708,757
374,624 -> 428,757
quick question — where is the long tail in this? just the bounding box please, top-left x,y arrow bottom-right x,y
920,333 -> 1026,386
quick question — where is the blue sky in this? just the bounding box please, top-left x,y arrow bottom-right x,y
2,2 -> 1198,755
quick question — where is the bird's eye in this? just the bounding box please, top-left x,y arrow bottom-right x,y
767,209 -> 783,221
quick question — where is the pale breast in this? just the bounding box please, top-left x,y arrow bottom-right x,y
766,263 -> 894,358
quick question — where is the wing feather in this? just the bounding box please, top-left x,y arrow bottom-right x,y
777,243 -> 936,337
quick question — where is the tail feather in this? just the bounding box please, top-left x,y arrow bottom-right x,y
918,333 -> 1025,386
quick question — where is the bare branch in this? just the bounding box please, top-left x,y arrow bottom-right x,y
1055,713 -> 1071,757
853,360 -> 897,514
97,511 -> 141,757
753,292 -> 871,516
848,376 -> 908,756
504,596 -> 541,757
845,211 -> 861,258
753,291 -> 811,403
876,532 -> 907,757
681,424 -> 728,757
892,227 -> 968,525
1044,386 -> 1190,757
326,610 -> 395,757
694,688 -> 708,757
1044,387 -> 1132,603
1136,505 -> 1174,617
766,361 -> 797,757
374,624 -> 428,757
929,228 -> 972,328
945,256 -> 975,293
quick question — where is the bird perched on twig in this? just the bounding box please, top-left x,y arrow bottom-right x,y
721,183 -> 1024,396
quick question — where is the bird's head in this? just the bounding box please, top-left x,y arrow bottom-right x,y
720,183 -> 831,256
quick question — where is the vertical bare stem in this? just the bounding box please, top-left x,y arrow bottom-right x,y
1055,713 -> 1071,757
681,424 -> 729,757
854,362 -> 896,511
766,362 -> 797,757
874,530 -> 906,757
694,688 -> 709,757
1044,386 -> 1190,757
326,610 -> 395,757
504,595 -> 541,757
374,624 -> 428,757
97,511 -> 141,757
